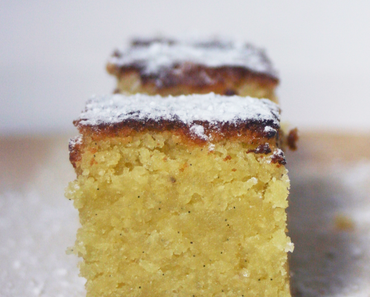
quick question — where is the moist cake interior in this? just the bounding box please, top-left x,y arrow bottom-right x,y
66,94 -> 293,297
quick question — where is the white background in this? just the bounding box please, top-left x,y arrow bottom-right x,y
1,0 -> 370,136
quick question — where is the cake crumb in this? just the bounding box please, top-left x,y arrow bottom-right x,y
334,213 -> 355,231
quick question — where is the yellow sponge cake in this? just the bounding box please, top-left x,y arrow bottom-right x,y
66,93 -> 293,296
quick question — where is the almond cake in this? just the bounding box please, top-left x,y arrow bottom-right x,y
66,93 -> 293,296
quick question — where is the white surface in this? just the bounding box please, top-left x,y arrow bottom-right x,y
77,94 -> 279,128
1,1 -> 370,135
288,159 -> 370,297
0,139 -> 85,297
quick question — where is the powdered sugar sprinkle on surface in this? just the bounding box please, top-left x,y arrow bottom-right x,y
69,135 -> 82,148
264,126 -> 277,133
77,93 -> 280,129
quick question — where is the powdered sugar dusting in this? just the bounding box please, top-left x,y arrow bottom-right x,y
77,93 -> 280,130
190,124 -> 208,140
274,148 -> 284,157
264,126 -> 277,133
109,40 -> 278,78
69,135 -> 82,149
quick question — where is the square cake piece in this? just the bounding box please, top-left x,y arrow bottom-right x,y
66,93 -> 293,296
107,38 -> 279,102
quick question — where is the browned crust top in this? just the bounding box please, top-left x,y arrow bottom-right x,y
70,119 -> 286,169
75,118 -> 279,140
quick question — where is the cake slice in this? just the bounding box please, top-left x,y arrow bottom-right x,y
66,93 -> 293,296
107,38 -> 279,102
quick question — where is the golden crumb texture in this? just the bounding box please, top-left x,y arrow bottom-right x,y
66,131 -> 293,297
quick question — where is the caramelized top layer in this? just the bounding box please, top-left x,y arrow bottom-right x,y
74,93 -> 281,147
71,94 -> 287,168
107,38 -> 279,88
75,94 -> 280,134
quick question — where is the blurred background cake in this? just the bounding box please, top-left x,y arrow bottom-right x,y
107,38 -> 279,102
